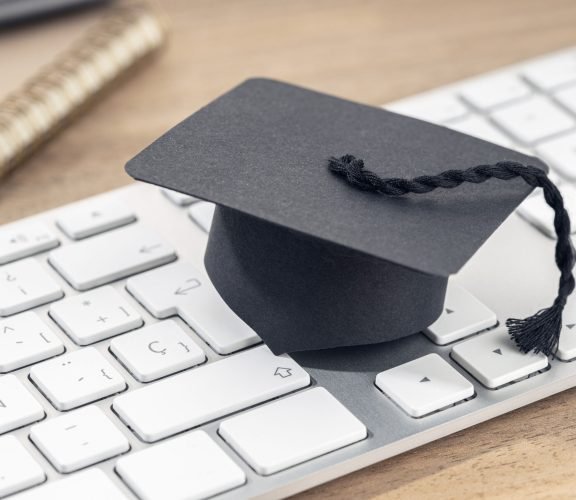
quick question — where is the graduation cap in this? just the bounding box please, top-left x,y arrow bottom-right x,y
126,78 -> 574,355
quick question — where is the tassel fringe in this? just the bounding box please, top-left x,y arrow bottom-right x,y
506,300 -> 564,356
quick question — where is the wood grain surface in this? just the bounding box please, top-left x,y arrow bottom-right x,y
3,1 -> 576,498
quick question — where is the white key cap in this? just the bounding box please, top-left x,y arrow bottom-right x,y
161,188 -> 198,206
30,406 -> 129,473
490,95 -> 575,145
127,262 -> 260,354
56,200 -> 136,240
516,184 -> 576,238
385,92 -> 469,123
375,354 -> 473,417
30,347 -> 126,410
0,222 -> 58,265
522,52 -> 576,90
116,432 -> 245,500
558,326 -> 576,361
113,345 -> 309,442
49,225 -> 177,291
12,469 -> 127,500
220,388 -> 367,475
188,202 -> 215,232
425,284 -> 498,345
0,259 -> 63,316
0,436 -> 45,497
50,286 -> 143,345
447,115 -> 515,148
451,328 -> 548,389
0,312 -> 64,372
535,131 -> 576,181
0,376 -> 44,433
110,320 -> 205,382
459,74 -> 532,110
555,85 -> 576,115
555,296 -> 576,360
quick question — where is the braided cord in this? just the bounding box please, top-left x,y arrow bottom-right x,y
328,154 -> 575,356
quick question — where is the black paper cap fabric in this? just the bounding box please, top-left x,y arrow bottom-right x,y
125,78 -> 547,353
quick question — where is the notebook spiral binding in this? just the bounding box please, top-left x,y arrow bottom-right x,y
0,4 -> 166,175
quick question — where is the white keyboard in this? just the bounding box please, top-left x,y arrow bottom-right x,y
3,48 -> 576,499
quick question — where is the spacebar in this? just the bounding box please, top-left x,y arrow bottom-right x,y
112,346 -> 310,442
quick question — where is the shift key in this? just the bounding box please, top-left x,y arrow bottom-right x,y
49,225 -> 176,290
113,345 -> 310,442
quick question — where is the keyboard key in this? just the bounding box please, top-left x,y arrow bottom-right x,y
220,388 -> 367,475
490,95 -> 575,145
425,283 -> 497,345
116,432 -> 245,500
0,312 -> 64,372
127,261 -> 260,354
535,131 -> 576,181
555,296 -> 576,361
522,52 -> 576,90
0,436 -> 45,497
447,115 -> 515,148
516,184 -> 576,238
110,320 -> 205,382
375,354 -> 474,417
0,222 -> 58,265
0,376 -> 44,434
555,85 -> 576,115
459,74 -> 532,110
50,286 -> 143,345
30,406 -> 129,473
451,328 -> 548,389
188,202 -> 215,232
0,259 -> 63,316
12,469 -> 127,500
385,92 -> 469,123
161,188 -> 198,206
558,328 -> 576,361
30,347 -> 126,410
56,200 -> 136,240
49,225 -> 177,291
113,345 -> 309,442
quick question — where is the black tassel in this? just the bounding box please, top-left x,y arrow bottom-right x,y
507,299 -> 564,356
328,155 -> 575,356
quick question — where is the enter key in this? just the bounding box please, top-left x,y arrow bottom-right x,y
126,261 -> 261,354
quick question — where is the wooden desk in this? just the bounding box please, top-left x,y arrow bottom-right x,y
3,0 -> 576,497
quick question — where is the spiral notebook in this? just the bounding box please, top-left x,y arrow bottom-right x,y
0,3 -> 165,175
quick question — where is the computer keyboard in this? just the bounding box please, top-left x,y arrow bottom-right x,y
2,47 -> 576,499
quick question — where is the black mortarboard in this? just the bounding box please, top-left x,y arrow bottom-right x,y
125,78 -> 573,355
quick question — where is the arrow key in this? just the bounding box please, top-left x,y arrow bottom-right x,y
556,297 -> 576,360
451,328 -> 548,388
425,283 -> 497,345
375,354 -> 474,417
